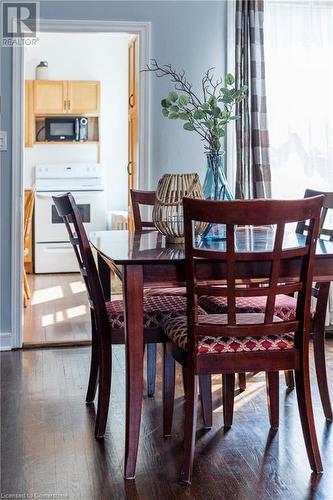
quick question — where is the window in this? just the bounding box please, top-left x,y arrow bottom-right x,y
264,0 -> 333,199
264,1 -> 333,325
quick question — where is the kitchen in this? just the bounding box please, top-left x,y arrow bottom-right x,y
23,31 -> 137,346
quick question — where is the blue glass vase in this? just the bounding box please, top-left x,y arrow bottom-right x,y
201,151 -> 234,240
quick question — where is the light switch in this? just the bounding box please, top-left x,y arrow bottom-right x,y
0,131 -> 7,151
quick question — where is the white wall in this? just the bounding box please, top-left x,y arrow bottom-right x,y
24,32 -> 131,211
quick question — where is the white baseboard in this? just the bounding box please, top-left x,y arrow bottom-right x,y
0,332 -> 12,351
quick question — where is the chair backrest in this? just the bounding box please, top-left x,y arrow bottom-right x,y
24,188 -> 36,246
296,189 -> 333,240
130,189 -> 156,229
183,196 -> 323,357
52,192 -> 109,330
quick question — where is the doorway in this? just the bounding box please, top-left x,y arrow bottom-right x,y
11,20 -> 151,349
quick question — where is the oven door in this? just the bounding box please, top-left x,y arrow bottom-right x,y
35,190 -> 106,243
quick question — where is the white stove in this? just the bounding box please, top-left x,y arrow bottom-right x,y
35,163 -> 104,192
34,163 -> 106,273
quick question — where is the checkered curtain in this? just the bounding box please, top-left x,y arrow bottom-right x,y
235,0 -> 272,199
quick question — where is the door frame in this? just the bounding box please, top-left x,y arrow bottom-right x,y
11,19 -> 151,349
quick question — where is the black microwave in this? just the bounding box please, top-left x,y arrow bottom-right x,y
45,117 -> 88,142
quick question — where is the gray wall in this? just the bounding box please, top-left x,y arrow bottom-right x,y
0,0 -> 228,335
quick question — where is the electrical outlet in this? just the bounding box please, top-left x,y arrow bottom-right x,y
0,131 -> 7,151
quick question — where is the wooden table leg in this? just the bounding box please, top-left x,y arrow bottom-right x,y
123,265 -> 144,479
97,253 -> 111,300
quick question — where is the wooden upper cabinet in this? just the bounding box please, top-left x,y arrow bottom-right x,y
34,81 -> 67,114
32,80 -> 100,114
67,81 -> 100,114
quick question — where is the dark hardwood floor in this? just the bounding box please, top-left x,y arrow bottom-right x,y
1,341 -> 333,499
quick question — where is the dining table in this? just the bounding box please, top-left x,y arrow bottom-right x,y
89,226 -> 333,479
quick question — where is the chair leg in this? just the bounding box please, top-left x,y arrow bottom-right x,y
313,327 -> 333,421
223,374 -> 235,428
312,281 -> 332,420
180,371 -> 198,485
86,311 -> 99,403
295,367 -> 323,473
95,333 -> 112,439
284,370 -> 295,390
199,374 -> 212,429
146,343 -> 157,398
182,364 -> 187,396
184,367 -> 212,429
23,269 -> 30,299
266,371 -> 279,429
23,270 -> 29,307
163,345 -> 175,437
238,372 -> 246,391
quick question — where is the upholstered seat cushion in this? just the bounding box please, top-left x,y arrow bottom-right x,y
106,295 -> 206,329
144,287 -> 186,297
199,294 -> 315,321
161,313 -> 294,353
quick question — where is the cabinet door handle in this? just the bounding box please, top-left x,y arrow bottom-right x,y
67,99 -> 71,110
64,100 -> 67,110
127,161 -> 133,175
129,94 -> 135,108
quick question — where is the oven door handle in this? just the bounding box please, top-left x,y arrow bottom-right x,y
36,193 -> 60,199
43,244 -> 73,252
36,192 -> 104,198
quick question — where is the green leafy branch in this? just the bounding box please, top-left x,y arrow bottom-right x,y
144,60 -> 248,153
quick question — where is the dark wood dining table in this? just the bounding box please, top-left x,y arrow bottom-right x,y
90,226 -> 333,479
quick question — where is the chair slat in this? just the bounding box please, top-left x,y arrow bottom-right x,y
195,320 -> 299,338
264,223 -> 285,324
226,223 -> 236,325
196,281 -> 303,297
193,245 -> 309,261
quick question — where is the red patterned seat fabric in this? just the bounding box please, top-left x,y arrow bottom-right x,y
144,287 -> 186,297
162,313 -> 294,353
199,294 -> 315,321
106,295 -> 206,329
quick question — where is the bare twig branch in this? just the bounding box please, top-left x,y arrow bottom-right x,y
143,59 -> 202,106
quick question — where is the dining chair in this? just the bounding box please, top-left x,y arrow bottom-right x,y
130,188 -> 188,397
130,189 -> 157,230
162,195 -> 324,484
23,188 -> 35,307
199,188 -> 333,421
52,192 -> 204,438
130,189 -> 187,295
130,188 -> 213,422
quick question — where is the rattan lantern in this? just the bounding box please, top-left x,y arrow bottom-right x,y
152,173 -> 206,243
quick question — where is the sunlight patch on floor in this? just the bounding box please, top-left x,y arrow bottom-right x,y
69,281 -> 86,294
41,304 -> 87,326
56,310 -> 64,322
66,305 -> 87,319
213,379 -> 264,413
31,286 -> 64,305
41,314 -> 54,327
